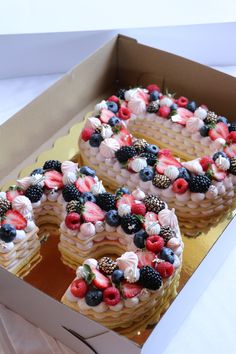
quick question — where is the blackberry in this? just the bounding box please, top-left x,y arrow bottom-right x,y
115,146 -> 137,163
160,226 -> 176,244
66,200 -> 83,214
98,257 -> 117,275
62,185 -> 81,202
30,168 -> 44,176
204,111 -> 218,125
152,174 -> 171,189
43,160 -> 62,172
133,139 -> 148,154
229,157 -> 236,175
144,195 -> 165,214
189,175 -> 211,193
25,185 -> 44,203
0,198 -> 11,217
229,122 -> 236,132
96,193 -> 116,211
147,101 -> 159,113
140,152 -> 157,166
120,214 -> 142,234
139,266 -> 162,290
116,88 -> 126,100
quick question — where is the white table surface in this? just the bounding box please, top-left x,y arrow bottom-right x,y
1,66 -> 236,354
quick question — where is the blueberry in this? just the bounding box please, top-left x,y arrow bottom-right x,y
30,168 -> 44,176
170,103 -> 178,110
107,101 -> 119,113
186,101 -> 197,112
199,125 -> 210,137
0,224 -> 16,243
116,187 -> 130,196
106,210 -> 120,227
89,133 -> 103,147
145,144 -> 159,155
178,167 -> 191,182
217,116 -> 228,124
80,166 -> 96,177
82,192 -> 96,203
133,229 -> 148,249
108,116 -> 121,127
213,151 -> 227,161
150,90 -> 159,101
160,247 -> 175,264
85,289 -> 103,306
112,269 -> 124,284
139,167 -> 154,181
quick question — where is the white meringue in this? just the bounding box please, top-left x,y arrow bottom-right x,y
86,117 -> 102,130
145,221 -> 161,235
128,157 -> 147,173
131,188 -> 145,200
100,124 -> 113,139
12,195 -> 32,216
99,138 -> 120,158
94,100 -> 107,113
215,156 -> 230,171
194,107 -> 207,120
62,172 -> 77,185
182,159 -> 203,174
164,166 -> 179,181
90,180 -> 106,195
118,204 -> 131,217
128,98 -> 146,116
158,208 -> 179,231
61,161 -> 78,174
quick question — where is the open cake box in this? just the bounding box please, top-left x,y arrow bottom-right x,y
1,34 -> 236,354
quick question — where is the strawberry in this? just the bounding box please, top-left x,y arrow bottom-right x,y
177,96 -> 188,107
82,201 -> 105,222
199,156 -> 214,171
121,281 -> 143,299
118,107 -> 131,120
103,287 -> 121,306
173,107 -> 193,125
158,149 -> 172,157
92,268 -> 110,290
2,210 -> 27,230
154,261 -> 174,278
70,279 -> 88,298
147,84 -> 160,93
208,164 -> 226,181
44,170 -> 63,189
172,178 -> 189,194
81,127 -> 94,142
156,154 -> 181,174
6,187 -> 23,202
146,236 -> 164,253
107,95 -> 119,104
131,202 -> 146,216
224,143 -> 236,158
158,105 -> 170,118
65,212 -> 81,230
136,249 -> 156,268
75,176 -> 95,193
209,122 -> 229,141
100,108 -> 114,123
113,123 -> 132,147
226,131 -> 236,144
116,194 -> 135,208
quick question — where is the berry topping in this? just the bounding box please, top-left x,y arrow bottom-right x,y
160,247 -> 175,264
44,170 -> 63,189
139,266 -> 162,290
152,173 -> 171,189
133,229 -> 148,249
150,90 -> 159,101
155,261 -> 174,278
175,107 -> 193,125
43,160 -> 62,173
82,201 -> 105,223
100,108 -> 115,123
98,257 -> 117,275
107,95 -> 119,104
79,166 -> 96,177
6,186 -> 23,202
208,164 -> 226,181
229,157 -> 236,175
2,210 -> 27,230
96,193 -> 116,211
199,156 -> 214,171
82,192 -> 96,203
136,249 -> 156,268
217,116 -> 228,124
92,267 -> 110,290
204,111 -> 218,125
147,84 -> 160,93
188,175 -> 211,193
224,143 -> 236,158
0,224 -> 17,243
121,281 -> 142,298
112,269 -> 124,284
103,287 -> 121,306
159,226 -> 176,244
0,198 -> 11,217
209,122 -> 229,141
133,139 -> 148,154
107,101 -> 118,113
89,133 -> 103,147
75,176 -> 95,193
199,125 -> 210,137
139,166 -> 154,181
116,193 -> 134,208
115,146 -> 137,163
178,167 -> 191,181
146,144 -> 159,155
30,168 -> 44,176
158,105 -> 170,118
105,210 -> 120,226
229,122 -> 236,132
172,178 -> 189,194
65,212 -> 81,230
120,214 -> 142,234
186,101 -> 197,112
146,235 -> 164,253
70,279 -> 88,298
85,289 -> 103,306
226,131 -> 236,144
144,195 -> 166,214
177,96 -> 188,107
155,154 -> 181,174
140,152 -> 157,166
118,107 -> 131,120
147,101 -> 159,113
212,151 -> 227,161
116,88 -> 126,99
108,116 -> 121,127
131,202 -> 146,216
81,127 -> 94,142
62,185 -> 81,202
25,185 -> 44,203
66,200 -> 83,214
115,187 -> 130,197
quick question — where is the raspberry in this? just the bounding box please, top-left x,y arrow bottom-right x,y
147,84 -> 160,93
131,203 -> 146,216
107,95 -> 119,104
226,131 -> 236,144
146,235 -> 164,253
103,287 -> 121,306
177,96 -> 188,107
65,212 -> 81,230
172,178 -> 189,194
158,105 -> 170,118
70,279 -> 88,298
155,261 -> 174,278
200,156 -> 214,171
81,127 -> 94,142
118,107 -> 131,120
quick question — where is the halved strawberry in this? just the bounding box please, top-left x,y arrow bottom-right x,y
199,156 -> 214,171
82,201 -> 105,222
6,186 -> 23,202
226,131 -> 236,144
156,154 -> 182,174
2,210 -> 27,230
209,122 -> 229,141
113,123 -> 132,147
100,108 -> 115,123
135,250 -> 156,268
116,194 -> 135,208
224,143 -> 236,158
121,281 -> 143,299
158,149 -> 172,157
75,176 -> 95,193
172,107 -> 193,125
92,268 -> 110,290
44,170 -> 63,189
209,164 -> 226,181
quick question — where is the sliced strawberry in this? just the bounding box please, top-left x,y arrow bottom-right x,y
82,201 -> 105,222
156,154 -> 181,174
75,176 -> 95,193
44,170 -> 63,189
100,108 -> 115,123
121,281 -> 143,299
224,143 -> 236,158
209,122 -> 229,141
209,164 -> 226,181
6,187 -> 23,202
116,194 -> 135,208
135,250 -> 156,268
113,123 -> 132,147
92,268 -> 110,290
172,107 -> 193,125
158,149 -> 172,157
199,156 -> 214,171
226,131 -> 236,144
2,210 -> 27,230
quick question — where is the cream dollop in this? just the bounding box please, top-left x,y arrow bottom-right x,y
47,189 -> 60,202
215,156 -> 230,171
61,160 -> 78,174
182,158 -> 203,174
100,138 -> 120,158
124,266 -> 140,283
128,98 -> 146,115
194,107 -> 207,120
131,188 -> 145,201
14,230 -> 26,243
158,208 -> 179,231
94,100 -> 107,113
0,241 -> 14,253
62,172 -> 77,185
80,222 -> 96,238
12,195 -> 32,216
164,166 -> 179,181
128,157 -> 147,172
145,221 -> 161,235
186,117 -> 204,133
90,180 -> 106,195
95,221 -> 105,233
86,117 -> 102,130
100,124 -> 113,139
118,204 -> 131,217
205,185 -> 218,199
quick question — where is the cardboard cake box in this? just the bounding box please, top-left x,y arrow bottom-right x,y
1,34 -> 236,354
